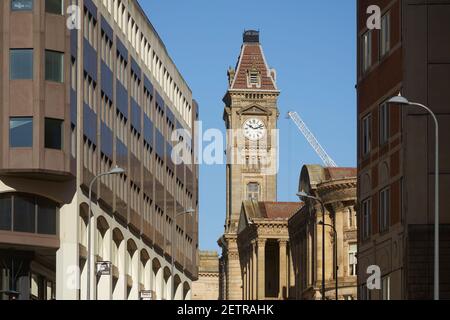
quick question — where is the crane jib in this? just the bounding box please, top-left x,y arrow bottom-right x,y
287,111 -> 338,168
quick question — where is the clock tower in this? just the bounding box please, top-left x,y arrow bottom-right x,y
219,30 -> 280,300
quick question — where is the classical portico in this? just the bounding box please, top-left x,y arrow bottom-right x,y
237,201 -> 301,300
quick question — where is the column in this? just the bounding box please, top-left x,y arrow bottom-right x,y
278,240 -> 287,300
112,240 -> 127,300
247,247 -> 251,300
97,228 -> 113,300
56,196 -> 80,300
89,213 -> 97,300
243,253 -> 247,300
252,241 -> 257,299
245,249 -> 250,300
288,243 -> 295,299
257,239 -> 266,300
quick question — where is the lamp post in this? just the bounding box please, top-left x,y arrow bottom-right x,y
388,94 -> 440,300
319,221 -> 338,300
87,166 -> 125,300
171,208 -> 195,300
297,192 -> 326,300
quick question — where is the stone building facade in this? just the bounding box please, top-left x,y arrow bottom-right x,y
217,30 -> 359,302
237,201 -> 301,300
289,165 -> 358,300
192,251 -> 219,300
218,30 -> 280,300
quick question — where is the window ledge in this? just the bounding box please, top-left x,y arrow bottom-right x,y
0,230 -> 59,249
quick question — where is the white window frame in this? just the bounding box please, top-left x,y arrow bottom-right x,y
361,284 -> 371,300
348,243 -> 357,276
362,114 -> 371,156
362,198 -> 371,240
379,102 -> 390,145
379,187 -> 390,232
382,276 -> 391,300
362,30 -> 372,73
247,182 -> 260,201
380,13 -> 391,58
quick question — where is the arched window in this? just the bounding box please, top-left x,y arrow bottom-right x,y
247,183 -> 260,201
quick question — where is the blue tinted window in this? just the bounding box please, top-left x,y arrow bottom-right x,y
10,49 -> 33,80
10,117 -> 33,148
11,0 -> 33,11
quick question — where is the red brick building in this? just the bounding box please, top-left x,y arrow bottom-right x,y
357,0 -> 450,300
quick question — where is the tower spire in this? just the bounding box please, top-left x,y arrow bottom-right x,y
229,31 -> 278,91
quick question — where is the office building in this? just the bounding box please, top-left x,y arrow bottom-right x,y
0,0 -> 198,300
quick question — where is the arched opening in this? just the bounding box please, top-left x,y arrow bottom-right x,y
112,229 -> 124,271
163,266 -> 172,300
152,258 -> 162,300
126,239 -> 138,300
96,216 -> 109,260
112,228 -> 124,299
183,282 -> 191,300
95,216 -> 110,300
78,203 -> 89,300
79,203 -> 89,249
174,275 -> 182,300
140,250 -> 150,291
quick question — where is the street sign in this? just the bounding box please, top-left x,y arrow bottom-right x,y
139,290 -> 154,301
96,261 -> 112,276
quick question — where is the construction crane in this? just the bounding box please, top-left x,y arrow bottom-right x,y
287,111 -> 338,168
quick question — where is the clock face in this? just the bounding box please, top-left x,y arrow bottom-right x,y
243,118 -> 266,141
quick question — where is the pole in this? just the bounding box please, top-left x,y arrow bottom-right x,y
322,222 -> 338,300
87,170 -> 123,300
297,193 -> 327,300
321,203 -> 325,301
435,116 -> 439,301
332,227 -> 338,301
171,214 -> 176,300
409,103 -> 439,300
335,230 -> 338,301
87,178 -> 93,301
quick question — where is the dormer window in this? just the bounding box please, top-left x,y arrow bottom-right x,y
250,72 -> 258,84
247,70 -> 261,88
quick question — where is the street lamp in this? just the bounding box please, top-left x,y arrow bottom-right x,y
87,166 -> 125,300
171,208 -> 195,300
388,93 -> 440,300
319,221 -> 338,301
297,192 -> 327,300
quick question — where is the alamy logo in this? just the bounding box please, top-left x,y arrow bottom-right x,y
67,5 -> 81,30
366,5 -> 381,30
170,122 -> 280,176
366,265 -> 381,290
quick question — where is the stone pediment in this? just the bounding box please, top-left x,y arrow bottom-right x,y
237,105 -> 272,116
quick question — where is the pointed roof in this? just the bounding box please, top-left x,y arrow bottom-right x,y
229,31 -> 278,92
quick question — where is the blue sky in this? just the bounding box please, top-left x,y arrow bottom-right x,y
138,0 -> 357,251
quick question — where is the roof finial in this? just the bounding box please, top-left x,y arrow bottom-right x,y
243,30 -> 260,43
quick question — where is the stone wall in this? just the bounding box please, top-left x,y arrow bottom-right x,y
192,251 -> 220,300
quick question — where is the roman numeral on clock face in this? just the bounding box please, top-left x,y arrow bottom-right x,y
243,118 -> 266,141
